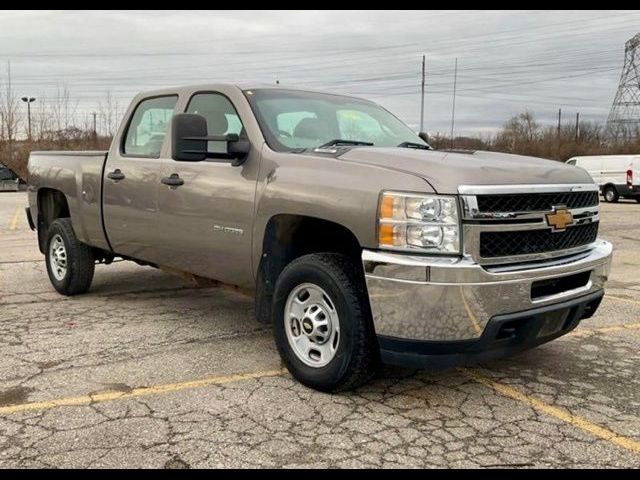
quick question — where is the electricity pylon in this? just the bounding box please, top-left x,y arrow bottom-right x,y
607,33 -> 640,139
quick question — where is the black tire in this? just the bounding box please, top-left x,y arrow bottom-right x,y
603,185 -> 619,203
45,218 -> 95,296
272,253 -> 379,392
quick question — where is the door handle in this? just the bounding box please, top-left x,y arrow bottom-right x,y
161,174 -> 184,187
107,169 -> 125,181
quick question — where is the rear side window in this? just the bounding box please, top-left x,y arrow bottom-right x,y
566,159 -> 577,166
123,95 -> 178,158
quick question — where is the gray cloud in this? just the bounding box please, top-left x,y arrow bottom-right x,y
1,10 -> 638,135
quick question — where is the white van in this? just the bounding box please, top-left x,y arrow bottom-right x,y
566,155 -> 640,203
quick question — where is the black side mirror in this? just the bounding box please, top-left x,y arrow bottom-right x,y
418,132 -> 430,144
171,113 -> 251,165
172,113 -> 207,162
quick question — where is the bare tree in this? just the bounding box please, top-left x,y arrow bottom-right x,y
50,83 -> 78,133
32,95 -> 53,141
98,91 -> 122,137
0,61 -> 24,178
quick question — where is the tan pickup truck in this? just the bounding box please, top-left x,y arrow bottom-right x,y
26,84 -> 612,391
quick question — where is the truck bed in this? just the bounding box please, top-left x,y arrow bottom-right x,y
27,150 -> 110,251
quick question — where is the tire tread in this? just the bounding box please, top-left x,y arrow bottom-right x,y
46,218 -> 95,295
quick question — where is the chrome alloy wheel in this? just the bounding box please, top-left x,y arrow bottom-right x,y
49,234 -> 68,281
284,283 -> 341,368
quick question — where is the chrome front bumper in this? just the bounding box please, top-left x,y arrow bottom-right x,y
362,239 -> 612,342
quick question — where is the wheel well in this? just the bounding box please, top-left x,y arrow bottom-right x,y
37,189 -> 70,253
255,214 -> 362,324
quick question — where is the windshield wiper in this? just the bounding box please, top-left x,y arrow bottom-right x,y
318,139 -> 374,149
397,141 -> 432,150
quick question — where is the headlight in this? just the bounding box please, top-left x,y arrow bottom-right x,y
378,192 -> 460,254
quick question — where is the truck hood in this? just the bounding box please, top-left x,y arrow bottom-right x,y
337,148 -> 594,194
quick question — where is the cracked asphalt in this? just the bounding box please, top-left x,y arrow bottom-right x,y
0,191 -> 639,468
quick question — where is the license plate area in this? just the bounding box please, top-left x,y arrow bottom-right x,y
536,308 -> 572,338
531,271 -> 591,300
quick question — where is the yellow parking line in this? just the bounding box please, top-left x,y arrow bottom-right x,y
606,295 -> 640,306
571,322 -> 640,337
461,368 -> 640,454
0,368 -> 287,416
9,204 -> 21,230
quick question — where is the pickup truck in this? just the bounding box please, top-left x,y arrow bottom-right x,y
0,164 -> 20,191
26,84 -> 612,392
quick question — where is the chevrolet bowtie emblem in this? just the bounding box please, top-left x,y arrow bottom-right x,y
546,207 -> 574,231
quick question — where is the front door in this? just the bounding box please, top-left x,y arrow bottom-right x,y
156,92 -> 259,287
102,95 -> 178,264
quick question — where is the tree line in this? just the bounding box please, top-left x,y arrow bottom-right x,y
428,111 -> 640,160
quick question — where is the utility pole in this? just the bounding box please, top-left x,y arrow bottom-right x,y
450,57 -> 458,149
7,61 -> 12,164
420,54 -> 425,133
575,112 -> 580,143
91,112 -> 98,146
557,108 -> 562,137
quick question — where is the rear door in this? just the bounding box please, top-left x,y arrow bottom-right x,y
601,156 -> 627,186
102,94 -> 178,264
632,157 -> 640,187
156,90 -> 259,287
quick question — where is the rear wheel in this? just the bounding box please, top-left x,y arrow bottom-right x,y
603,185 -> 619,203
45,218 -> 95,295
272,253 -> 378,392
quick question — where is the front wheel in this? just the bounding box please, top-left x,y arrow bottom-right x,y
272,253 -> 378,392
45,218 -> 95,295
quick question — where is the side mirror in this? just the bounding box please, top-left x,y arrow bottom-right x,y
171,113 -> 251,165
418,132 -> 429,144
171,113 -> 208,162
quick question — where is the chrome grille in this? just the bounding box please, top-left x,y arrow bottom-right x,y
480,222 -> 599,258
476,191 -> 599,213
459,184 -> 600,265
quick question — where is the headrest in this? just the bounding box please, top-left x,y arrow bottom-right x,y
293,117 -> 328,140
194,109 -> 228,135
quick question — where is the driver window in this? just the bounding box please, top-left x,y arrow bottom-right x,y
186,93 -> 244,154
123,95 -> 177,157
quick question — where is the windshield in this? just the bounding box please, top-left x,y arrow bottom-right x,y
244,88 -> 428,152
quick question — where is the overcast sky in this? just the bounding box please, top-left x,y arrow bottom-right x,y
1,10 -> 639,136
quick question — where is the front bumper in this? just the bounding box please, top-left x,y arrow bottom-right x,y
377,290 -> 603,368
362,239 -> 612,360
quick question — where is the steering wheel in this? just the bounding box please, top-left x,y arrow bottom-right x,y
278,130 -> 292,138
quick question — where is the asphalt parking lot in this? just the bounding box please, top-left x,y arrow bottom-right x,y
0,191 -> 639,468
